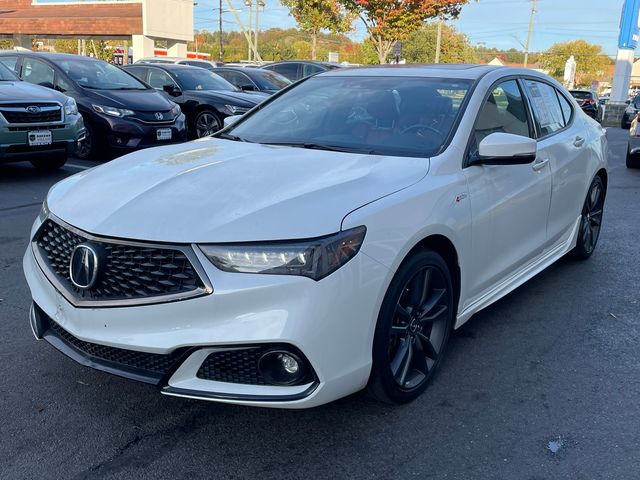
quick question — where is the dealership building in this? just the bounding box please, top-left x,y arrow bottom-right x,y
0,0 -> 194,62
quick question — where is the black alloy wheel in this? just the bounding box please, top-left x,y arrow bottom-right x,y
627,147 -> 640,169
573,176 -> 605,260
195,110 -> 222,138
75,122 -> 95,160
369,250 -> 454,404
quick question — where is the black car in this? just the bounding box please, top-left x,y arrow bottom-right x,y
261,60 -> 342,82
569,90 -> 600,121
122,64 -> 267,138
214,67 -> 292,95
0,52 -> 187,159
622,94 -> 640,129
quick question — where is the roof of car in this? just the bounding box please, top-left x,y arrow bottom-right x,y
319,64 -> 503,79
123,63 -> 202,72
0,50 -> 101,62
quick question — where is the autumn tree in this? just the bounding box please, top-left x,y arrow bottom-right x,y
404,22 -> 476,64
282,0 -> 354,60
540,40 -> 611,87
340,0 -> 472,64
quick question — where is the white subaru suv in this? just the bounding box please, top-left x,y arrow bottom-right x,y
24,65 -> 608,408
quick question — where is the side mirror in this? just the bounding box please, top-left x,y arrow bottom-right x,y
240,84 -> 256,91
223,114 -> 243,128
472,132 -> 537,166
163,84 -> 182,97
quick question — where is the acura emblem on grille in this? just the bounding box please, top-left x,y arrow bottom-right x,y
26,106 -> 41,114
155,112 -> 164,120
69,243 -> 101,290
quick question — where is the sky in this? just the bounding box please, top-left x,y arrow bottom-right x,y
194,0 -> 626,55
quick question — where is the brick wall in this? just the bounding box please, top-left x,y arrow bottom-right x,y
0,0 -> 143,36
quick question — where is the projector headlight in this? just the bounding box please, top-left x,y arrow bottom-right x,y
92,104 -> 134,118
199,226 -> 366,281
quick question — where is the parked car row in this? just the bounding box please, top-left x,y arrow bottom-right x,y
0,51 -> 296,167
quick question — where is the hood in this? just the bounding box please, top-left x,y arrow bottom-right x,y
0,81 -> 68,103
47,138 -> 429,243
85,88 -> 174,111
191,90 -> 263,106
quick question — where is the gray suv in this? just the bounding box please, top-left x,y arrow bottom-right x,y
0,61 -> 84,170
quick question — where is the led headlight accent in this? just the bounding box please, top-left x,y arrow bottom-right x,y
223,104 -> 250,115
200,226 -> 366,281
64,97 -> 78,115
92,104 -> 134,118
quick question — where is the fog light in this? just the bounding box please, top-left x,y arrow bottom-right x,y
279,353 -> 299,374
258,350 -> 306,386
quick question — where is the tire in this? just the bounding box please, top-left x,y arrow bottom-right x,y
74,121 -> 96,160
194,109 -> 222,139
571,176 -> 605,260
626,147 -> 640,169
368,249 -> 455,405
30,153 -> 67,171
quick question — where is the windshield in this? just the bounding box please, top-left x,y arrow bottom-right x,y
226,76 -> 473,158
58,59 -> 148,90
171,69 -> 238,91
252,70 -> 292,90
0,62 -> 18,81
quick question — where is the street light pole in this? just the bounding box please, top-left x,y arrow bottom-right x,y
245,0 -> 253,62
255,0 -> 264,63
523,0 -> 537,68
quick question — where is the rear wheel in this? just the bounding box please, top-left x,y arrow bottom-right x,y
368,250 -> 455,404
626,147 -> 640,169
30,153 -> 67,171
572,176 -> 605,260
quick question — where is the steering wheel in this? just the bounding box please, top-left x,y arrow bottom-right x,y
400,124 -> 441,136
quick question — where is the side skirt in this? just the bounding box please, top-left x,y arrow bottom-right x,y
455,215 -> 581,328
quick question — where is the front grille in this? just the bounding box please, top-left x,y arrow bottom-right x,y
48,319 -> 183,378
0,104 -> 62,124
131,110 -> 174,124
35,219 -> 207,305
197,348 -> 267,385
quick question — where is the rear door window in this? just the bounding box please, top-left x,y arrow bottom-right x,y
268,63 -> 299,81
524,80 -> 565,137
557,91 -> 574,126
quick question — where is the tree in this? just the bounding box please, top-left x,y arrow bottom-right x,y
340,0 -> 472,64
540,40 -> 611,87
281,0 -> 353,60
403,22 -> 476,64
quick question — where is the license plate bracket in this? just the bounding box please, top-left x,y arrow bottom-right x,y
28,130 -> 52,147
156,128 -> 172,141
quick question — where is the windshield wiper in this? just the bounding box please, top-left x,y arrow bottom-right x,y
263,142 -> 376,154
216,132 -> 247,142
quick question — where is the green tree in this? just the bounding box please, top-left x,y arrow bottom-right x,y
281,0 -> 353,60
403,22 -> 476,64
340,0 -> 472,64
540,40 -> 611,87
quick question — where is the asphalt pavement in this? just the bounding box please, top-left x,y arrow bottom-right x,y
1,131 -> 639,480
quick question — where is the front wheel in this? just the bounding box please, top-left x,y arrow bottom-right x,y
368,250 -> 455,404
572,176 -> 605,260
194,110 -> 222,138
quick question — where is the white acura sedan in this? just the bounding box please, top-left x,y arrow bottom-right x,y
24,65 -> 608,408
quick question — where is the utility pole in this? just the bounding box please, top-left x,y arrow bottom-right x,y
218,0 -> 224,61
435,17 -> 443,64
523,0 -> 537,68
245,0 -> 253,61
254,0 -> 264,63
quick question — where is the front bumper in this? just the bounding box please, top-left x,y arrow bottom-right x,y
92,113 -> 187,152
23,226 -> 390,408
0,114 -> 85,162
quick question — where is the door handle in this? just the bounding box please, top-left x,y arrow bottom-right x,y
574,136 -> 585,147
532,158 -> 549,172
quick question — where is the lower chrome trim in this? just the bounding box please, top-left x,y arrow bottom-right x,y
161,383 -> 319,403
